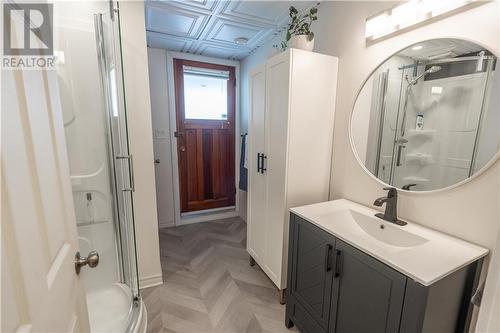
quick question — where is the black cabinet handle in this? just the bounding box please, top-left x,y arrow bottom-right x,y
261,154 -> 267,173
257,153 -> 262,173
324,244 -> 333,272
334,250 -> 343,278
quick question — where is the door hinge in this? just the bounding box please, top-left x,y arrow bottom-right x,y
109,1 -> 118,21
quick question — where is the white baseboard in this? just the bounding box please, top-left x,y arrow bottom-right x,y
158,220 -> 175,229
177,210 -> 239,226
139,273 -> 163,289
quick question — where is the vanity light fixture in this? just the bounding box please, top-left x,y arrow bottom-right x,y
365,0 -> 482,43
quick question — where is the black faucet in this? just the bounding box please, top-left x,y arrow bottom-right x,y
373,187 -> 407,226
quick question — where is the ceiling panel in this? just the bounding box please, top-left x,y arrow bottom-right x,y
202,17 -> 271,48
165,0 -> 221,12
147,31 -> 194,52
192,41 -> 249,59
145,0 -> 311,59
146,3 -> 210,38
218,1 -> 307,27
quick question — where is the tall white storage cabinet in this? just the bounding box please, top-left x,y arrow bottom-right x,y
247,49 -> 338,301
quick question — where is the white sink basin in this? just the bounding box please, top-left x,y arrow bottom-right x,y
291,199 -> 488,286
334,209 -> 428,248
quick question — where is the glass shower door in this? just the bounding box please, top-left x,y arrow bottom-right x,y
390,59 -> 496,190
94,2 -> 140,303
55,1 -> 140,331
372,66 -> 406,185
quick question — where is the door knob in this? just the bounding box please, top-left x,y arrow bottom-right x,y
75,251 -> 99,274
180,146 -> 186,152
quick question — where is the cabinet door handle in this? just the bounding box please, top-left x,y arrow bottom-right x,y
334,250 -> 343,278
324,244 -> 333,272
257,153 -> 262,173
261,154 -> 267,173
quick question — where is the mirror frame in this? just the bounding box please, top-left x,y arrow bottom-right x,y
348,38 -> 500,194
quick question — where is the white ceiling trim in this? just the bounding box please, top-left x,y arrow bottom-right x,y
147,31 -> 195,52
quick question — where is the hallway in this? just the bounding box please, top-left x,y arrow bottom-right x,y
142,218 -> 294,333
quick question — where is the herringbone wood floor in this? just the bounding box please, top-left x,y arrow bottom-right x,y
142,217 -> 296,333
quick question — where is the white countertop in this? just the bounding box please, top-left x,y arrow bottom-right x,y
290,199 -> 489,286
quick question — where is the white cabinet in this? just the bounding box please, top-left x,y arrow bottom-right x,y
247,48 -> 339,296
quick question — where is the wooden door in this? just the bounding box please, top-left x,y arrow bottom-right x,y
289,216 -> 336,330
330,240 -> 406,333
247,64 -> 267,262
173,59 -> 236,213
2,62 -> 90,330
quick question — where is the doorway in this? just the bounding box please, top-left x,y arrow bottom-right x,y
173,59 -> 236,213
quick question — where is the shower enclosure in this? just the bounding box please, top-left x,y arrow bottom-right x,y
369,53 -> 497,191
54,2 -> 144,331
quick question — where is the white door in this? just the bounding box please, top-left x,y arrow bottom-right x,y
2,60 -> 91,332
264,51 -> 291,288
247,64 -> 267,262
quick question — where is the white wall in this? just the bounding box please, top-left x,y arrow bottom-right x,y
148,48 -> 176,228
240,1 -> 500,329
119,1 -> 162,288
242,0 -> 500,247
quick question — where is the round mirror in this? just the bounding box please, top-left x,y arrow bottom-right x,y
351,38 -> 499,192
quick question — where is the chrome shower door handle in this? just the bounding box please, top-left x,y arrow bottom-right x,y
116,154 -> 135,192
396,145 -> 405,167
75,251 -> 99,274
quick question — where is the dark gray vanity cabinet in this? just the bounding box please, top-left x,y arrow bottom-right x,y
286,214 -> 482,333
330,240 -> 406,333
286,215 -> 336,333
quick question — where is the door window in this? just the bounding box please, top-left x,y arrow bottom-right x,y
183,66 -> 229,120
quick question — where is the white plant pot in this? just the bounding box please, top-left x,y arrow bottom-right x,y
288,35 -> 315,51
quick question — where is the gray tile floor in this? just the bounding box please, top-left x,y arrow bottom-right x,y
142,217 -> 296,333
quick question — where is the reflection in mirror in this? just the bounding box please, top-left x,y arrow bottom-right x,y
351,39 -> 499,191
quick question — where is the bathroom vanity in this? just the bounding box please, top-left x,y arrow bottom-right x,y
285,199 -> 488,333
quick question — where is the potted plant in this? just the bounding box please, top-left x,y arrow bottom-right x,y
275,4 -> 319,52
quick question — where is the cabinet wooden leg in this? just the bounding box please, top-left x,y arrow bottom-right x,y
279,289 -> 286,305
249,255 -> 256,266
285,317 -> 294,329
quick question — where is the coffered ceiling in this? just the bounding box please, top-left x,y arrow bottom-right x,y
145,1 -> 310,60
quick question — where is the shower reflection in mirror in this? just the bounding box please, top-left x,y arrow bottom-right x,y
351,39 -> 499,191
